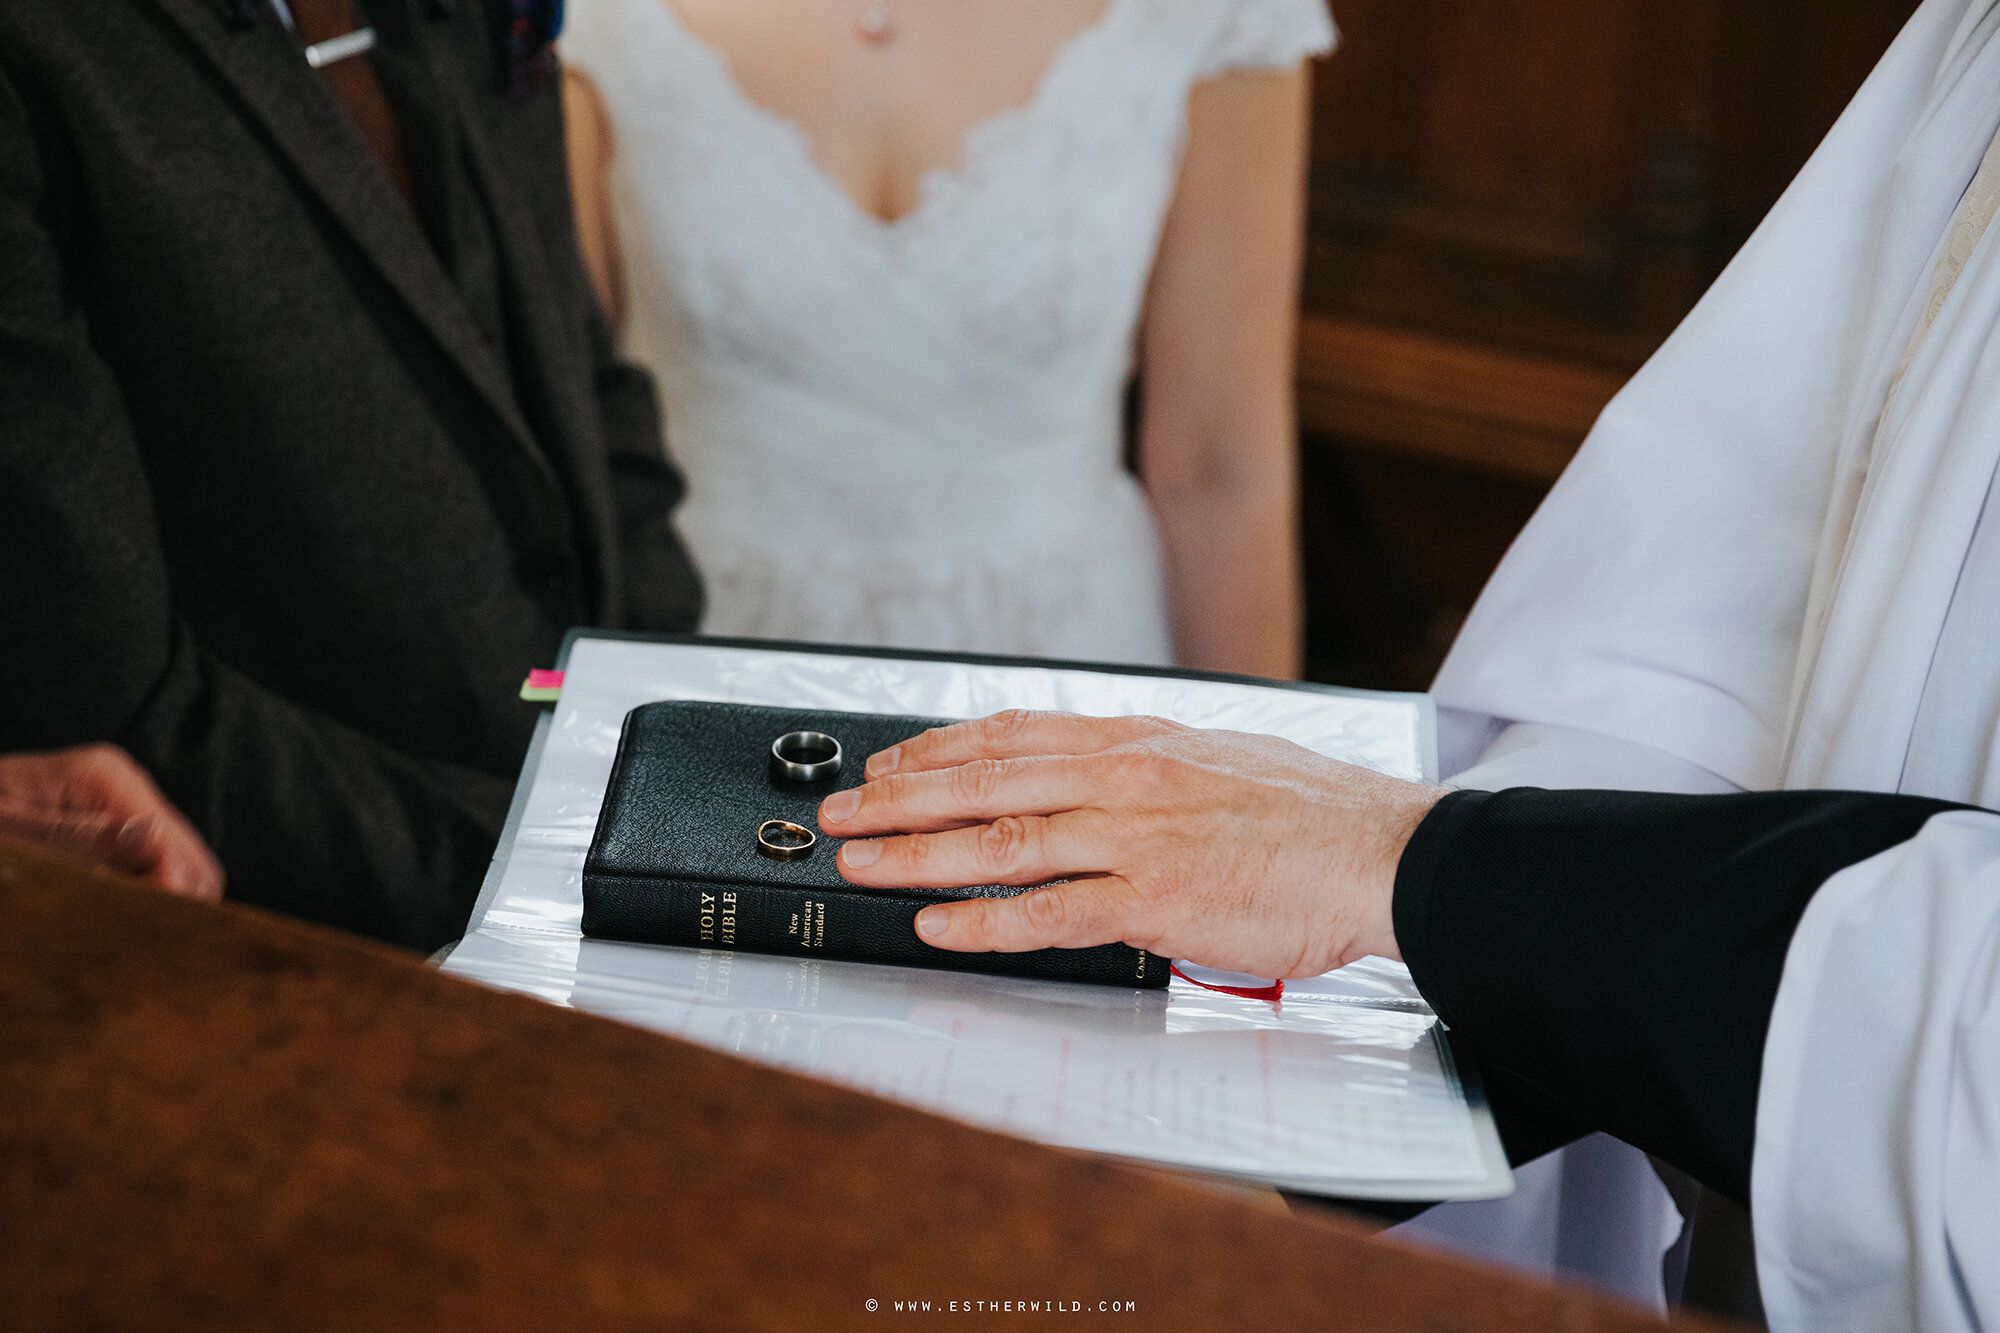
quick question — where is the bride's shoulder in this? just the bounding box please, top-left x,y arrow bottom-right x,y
1129,0 -> 1337,76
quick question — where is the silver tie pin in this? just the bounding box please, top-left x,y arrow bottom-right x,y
304,26 -> 378,69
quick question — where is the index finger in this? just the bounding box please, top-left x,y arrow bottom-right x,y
868,710 -> 1180,780
0,802 -> 123,867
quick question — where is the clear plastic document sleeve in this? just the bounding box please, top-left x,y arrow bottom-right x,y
443,633 -> 1512,1201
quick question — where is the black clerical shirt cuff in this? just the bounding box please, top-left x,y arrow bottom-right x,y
1391,785 -> 1970,1204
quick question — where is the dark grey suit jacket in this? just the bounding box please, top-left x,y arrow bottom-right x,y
0,0 -> 702,948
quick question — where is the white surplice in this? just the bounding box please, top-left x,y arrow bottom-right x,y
1755,810 -> 2000,1333
1752,804 -> 2000,1320
1397,0 -> 2000,1315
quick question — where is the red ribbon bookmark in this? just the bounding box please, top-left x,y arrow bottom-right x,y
1170,965 -> 1284,1003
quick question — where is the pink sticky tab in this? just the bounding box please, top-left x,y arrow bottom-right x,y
519,668 -> 565,703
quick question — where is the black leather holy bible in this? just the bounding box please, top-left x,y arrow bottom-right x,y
581,701 -> 1168,987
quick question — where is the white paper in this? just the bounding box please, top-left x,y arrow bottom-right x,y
443,635 -> 1509,1200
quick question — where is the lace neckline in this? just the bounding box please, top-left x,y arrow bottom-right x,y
645,0 -> 1133,236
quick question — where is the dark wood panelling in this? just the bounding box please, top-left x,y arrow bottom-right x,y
1304,0 -> 1920,355
1709,1 -> 1924,254
1296,0 -> 1921,690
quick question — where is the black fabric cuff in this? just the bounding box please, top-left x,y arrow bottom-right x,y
1391,786 -> 1968,1203
1393,789 -> 1486,1032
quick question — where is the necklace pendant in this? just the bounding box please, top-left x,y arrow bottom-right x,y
857,0 -> 892,43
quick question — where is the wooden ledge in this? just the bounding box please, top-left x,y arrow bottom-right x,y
1297,314 -> 1636,481
0,839 -> 1735,1330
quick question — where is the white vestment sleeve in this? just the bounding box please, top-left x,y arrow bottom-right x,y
1754,811 -> 2000,1333
1449,722 -> 1742,796
1432,0 -> 2000,791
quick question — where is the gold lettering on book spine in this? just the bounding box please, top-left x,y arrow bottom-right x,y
797,900 -> 825,949
698,891 -> 716,943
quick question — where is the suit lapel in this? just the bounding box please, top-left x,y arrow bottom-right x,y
426,13 -> 621,577
458,113 -> 624,604
452,88 -> 598,488
146,0 -> 556,493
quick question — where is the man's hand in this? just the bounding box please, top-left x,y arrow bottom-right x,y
0,744 -> 225,903
817,711 -> 1443,979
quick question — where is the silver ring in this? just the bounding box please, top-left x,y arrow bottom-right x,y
770,731 -> 842,783
756,818 -> 816,861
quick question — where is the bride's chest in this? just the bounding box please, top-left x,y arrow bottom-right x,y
639,117 -> 1183,362
598,6 -> 1202,369
667,0 -> 1116,228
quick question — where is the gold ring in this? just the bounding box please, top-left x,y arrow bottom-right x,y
756,818 -> 816,861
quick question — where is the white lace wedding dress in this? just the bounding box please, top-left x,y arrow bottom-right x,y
562,0 -> 1334,662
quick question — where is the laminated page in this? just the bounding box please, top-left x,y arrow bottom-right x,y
443,633 -> 1508,1200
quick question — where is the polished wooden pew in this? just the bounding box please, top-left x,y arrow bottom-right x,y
0,839 -> 1737,1330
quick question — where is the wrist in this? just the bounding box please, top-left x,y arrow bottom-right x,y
1353,783 -> 1448,964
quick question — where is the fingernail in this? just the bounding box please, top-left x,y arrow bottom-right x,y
868,746 -> 901,778
821,789 -> 860,823
112,816 -> 151,853
915,906 -> 948,940
842,839 -> 881,869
